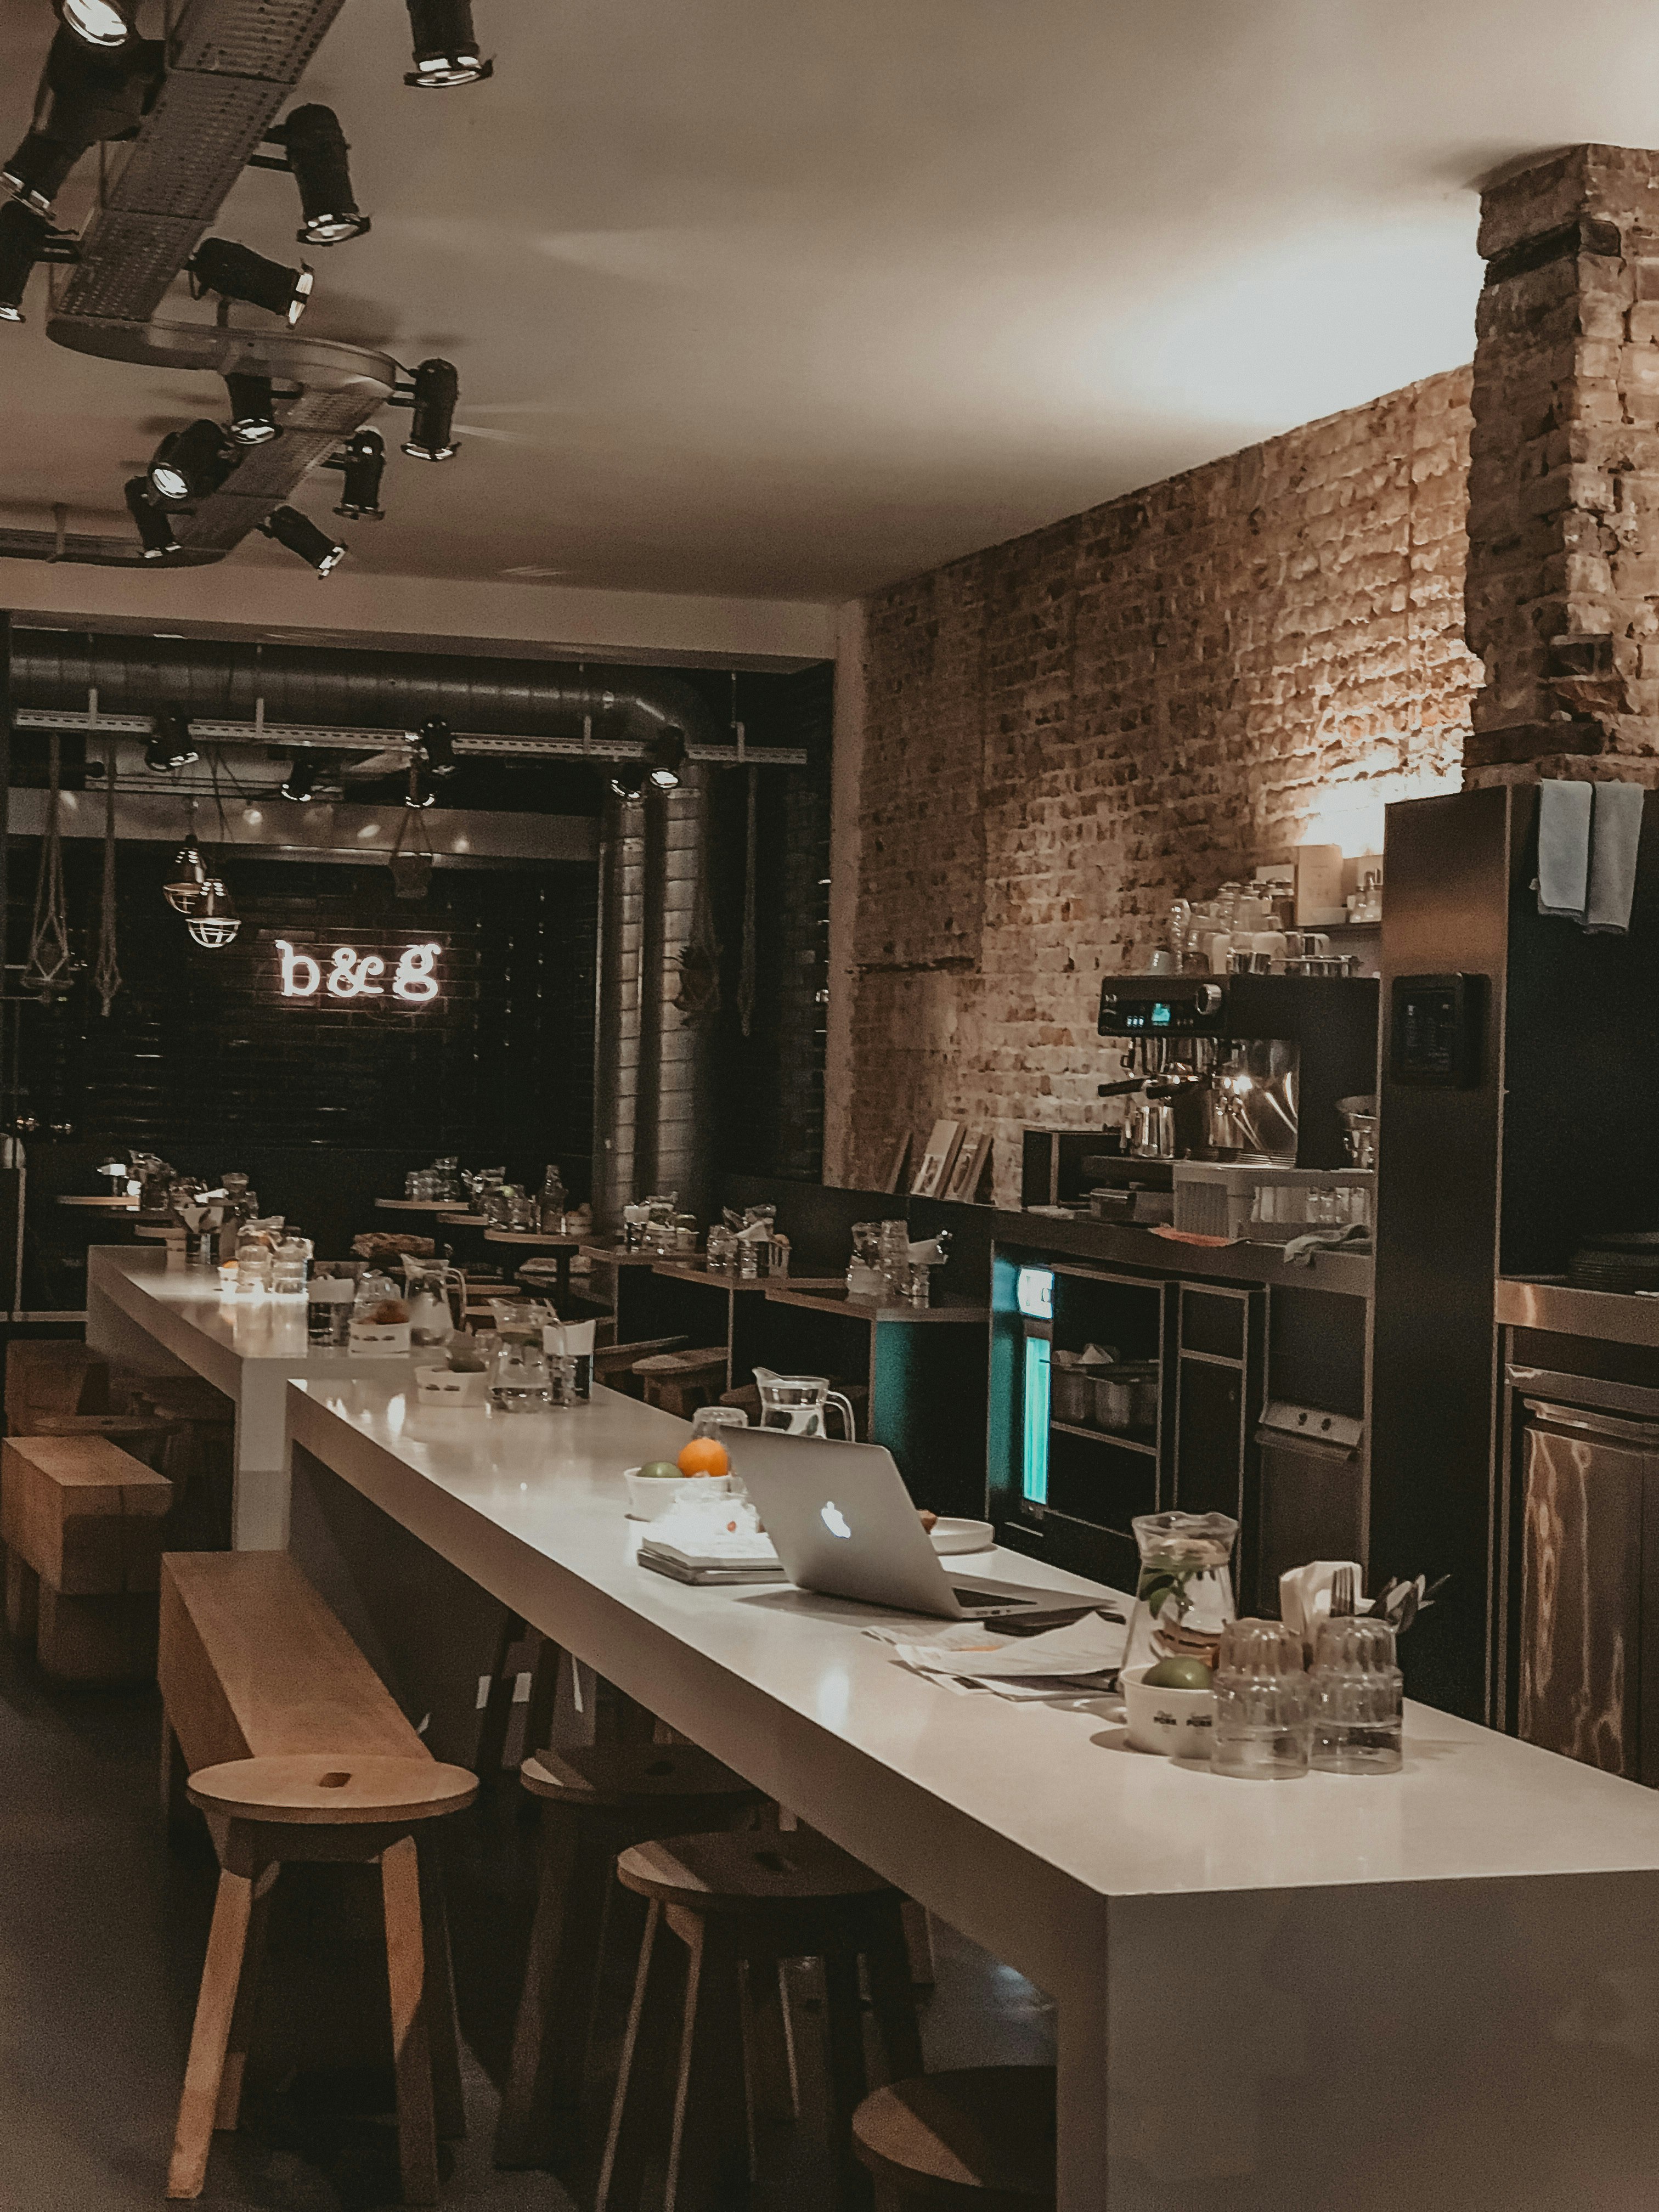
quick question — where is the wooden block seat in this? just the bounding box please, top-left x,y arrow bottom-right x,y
495,1741 -> 764,2171
599,1827 -> 924,2212
2,1434 -> 173,1679
160,1553 -> 473,2205
632,1345 -> 729,1419
5,1338 -> 110,1430
851,2069 -> 1057,2209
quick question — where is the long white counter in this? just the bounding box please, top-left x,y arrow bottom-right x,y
86,1246 -> 413,1549
285,1370 -> 1659,2212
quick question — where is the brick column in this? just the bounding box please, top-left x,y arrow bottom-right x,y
1466,144 -> 1659,786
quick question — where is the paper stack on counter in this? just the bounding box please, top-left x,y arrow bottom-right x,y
889,1611 -> 1127,1689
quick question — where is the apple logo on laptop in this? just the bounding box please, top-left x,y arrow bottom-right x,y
820,1500 -> 853,1541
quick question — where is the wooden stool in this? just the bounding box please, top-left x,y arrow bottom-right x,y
852,2069 -> 1057,2210
169,1753 -> 478,2204
22,1410 -> 182,1472
599,1827 -> 923,2212
496,1740 -> 765,2171
4,1339 -> 110,1430
127,1380 -> 235,1551
2,1434 -> 173,1678
633,1346 -> 729,1419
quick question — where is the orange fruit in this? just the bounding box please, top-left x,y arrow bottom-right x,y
676,1435 -> 730,1479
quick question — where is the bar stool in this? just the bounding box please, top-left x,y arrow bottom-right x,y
598,1827 -> 924,2212
169,1753 -> 478,2205
853,2069 -> 1057,2209
127,1377 -> 236,1549
633,1346 -> 730,1418
495,1741 -> 765,2171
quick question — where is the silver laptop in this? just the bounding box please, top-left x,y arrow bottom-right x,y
727,1429 -> 1071,1621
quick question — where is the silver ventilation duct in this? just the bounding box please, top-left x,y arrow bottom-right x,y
9,630 -> 728,1217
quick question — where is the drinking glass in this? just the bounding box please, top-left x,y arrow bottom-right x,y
490,1339 -> 552,1412
545,1353 -> 580,1408
1211,1618 -> 1311,1780
307,1274 -> 355,1346
706,1224 -> 737,1272
271,1237 -> 312,1296
1310,1616 -> 1404,1774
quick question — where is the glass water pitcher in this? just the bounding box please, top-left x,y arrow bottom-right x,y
754,1371 -> 856,1441
1121,1510 -> 1239,1675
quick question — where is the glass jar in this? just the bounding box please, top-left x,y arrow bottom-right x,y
1211,1618 -> 1311,1780
234,1217 -> 285,1294
1121,1511 -> 1239,1677
1310,1615 -> 1403,1774
489,1338 -> 551,1412
538,1164 -> 567,1235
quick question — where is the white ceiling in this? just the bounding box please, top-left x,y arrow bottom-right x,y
1,0 -> 1657,606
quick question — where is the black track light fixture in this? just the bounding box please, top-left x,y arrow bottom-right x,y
280,750 -> 319,802
416,716 -> 457,776
404,1 -> 494,87
4,28 -> 164,213
323,429 -> 386,518
254,106 -> 370,246
223,372 -> 280,446
144,711 -> 198,772
54,0 -> 138,52
609,762 -> 648,802
259,505 -> 348,578
395,357 -> 460,461
404,763 -> 437,810
148,419 -> 240,506
0,200 -> 78,324
125,476 -> 182,560
647,728 -> 686,790
189,237 -> 313,325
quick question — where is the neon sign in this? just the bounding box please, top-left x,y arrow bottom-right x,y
275,940 -> 442,1004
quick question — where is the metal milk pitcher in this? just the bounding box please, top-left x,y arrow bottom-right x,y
754,1369 -> 856,1440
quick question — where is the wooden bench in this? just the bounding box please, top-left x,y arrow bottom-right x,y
159,1551 -> 468,2202
632,1344 -> 729,1418
2,1435 -> 173,1679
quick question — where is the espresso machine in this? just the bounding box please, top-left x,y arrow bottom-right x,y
1095,973 -> 1380,1171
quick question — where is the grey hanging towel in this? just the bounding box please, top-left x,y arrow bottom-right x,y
1536,779 -> 1592,919
1584,780 -> 1645,934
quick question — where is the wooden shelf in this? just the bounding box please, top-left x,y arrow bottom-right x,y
763,1286 -> 991,1326
1049,1419 -> 1158,1456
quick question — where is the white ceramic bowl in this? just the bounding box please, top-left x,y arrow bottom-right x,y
928,1517 -> 995,1555
351,1321 -> 411,1355
414,1365 -> 489,1407
1119,1663 -> 1216,1760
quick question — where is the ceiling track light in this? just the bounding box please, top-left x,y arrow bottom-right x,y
54,0 -> 138,52
223,371 -> 281,446
647,727 -> 687,789
259,504 -> 348,577
125,476 -> 182,560
416,715 -> 457,776
280,748 -> 319,802
5,27 -> 164,214
144,710 -> 198,771
392,357 -> 460,460
148,418 -> 240,505
0,200 -> 79,324
404,0 -> 494,87
187,879 -> 241,949
251,105 -> 371,246
323,428 -> 386,518
189,236 -> 313,325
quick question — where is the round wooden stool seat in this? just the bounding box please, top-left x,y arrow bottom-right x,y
853,2068 -> 1057,2209
617,1824 -> 894,1915
521,1739 -> 758,1812
186,1754 -> 479,1827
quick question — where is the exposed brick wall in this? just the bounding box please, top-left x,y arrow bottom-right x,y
834,369 -> 1479,1200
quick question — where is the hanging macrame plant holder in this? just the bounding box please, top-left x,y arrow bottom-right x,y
387,760 -> 436,899
674,870 -> 723,1020
25,733 -> 75,1003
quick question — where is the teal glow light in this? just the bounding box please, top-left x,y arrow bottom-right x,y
1022,1334 -> 1050,1505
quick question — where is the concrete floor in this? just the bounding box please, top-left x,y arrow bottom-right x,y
0,1637 -> 1055,2210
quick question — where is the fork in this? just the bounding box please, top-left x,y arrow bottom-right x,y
1328,1565 -> 1357,1618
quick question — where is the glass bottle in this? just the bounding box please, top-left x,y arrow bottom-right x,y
1121,1511 -> 1239,1676
539,1164 -> 567,1235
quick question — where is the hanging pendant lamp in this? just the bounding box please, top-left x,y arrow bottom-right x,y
163,797 -> 210,913
187,878 -> 241,950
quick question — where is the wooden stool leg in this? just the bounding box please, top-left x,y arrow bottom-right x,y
823,1946 -> 874,2212
4,1549 -> 38,1650
597,1898 -> 685,2212
521,1630 -> 563,1759
215,1867 -> 279,2130
741,1950 -> 800,2136
381,1832 -> 439,2206
167,1867 -> 257,2200
475,1610 -> 527,1781
901,1898 -> 936,1987
416,1832 -> 466,2143
665,1914 -> 748,2212
864,1901 -> 925,2085
496,1801 -> 594,2167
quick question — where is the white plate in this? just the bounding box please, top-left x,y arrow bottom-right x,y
928,1516 -> 995,1555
